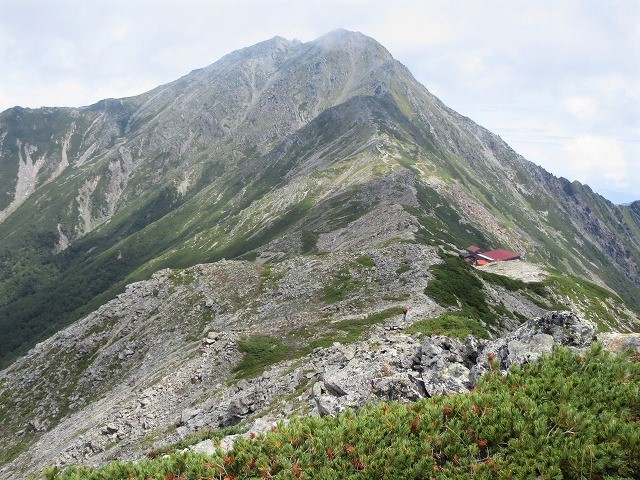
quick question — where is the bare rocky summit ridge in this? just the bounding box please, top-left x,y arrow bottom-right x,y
0,30 -> 639,478
1,250 -> 637,479
0,30 -> 639,368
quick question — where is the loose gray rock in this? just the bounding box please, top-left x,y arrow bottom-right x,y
598,333 -> 640,355
180,409 -> 201,426
371,376 -> 421,401
470,311 -> 597,382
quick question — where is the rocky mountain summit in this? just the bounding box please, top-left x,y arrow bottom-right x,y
0,30 -> 639,478
0,30 -> 639,368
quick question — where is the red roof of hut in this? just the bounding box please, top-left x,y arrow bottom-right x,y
482,249 -> 520,262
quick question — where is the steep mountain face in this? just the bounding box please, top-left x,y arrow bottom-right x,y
1,30 -> 639,367
1,25 -> 640,475
0,30 -> 638,365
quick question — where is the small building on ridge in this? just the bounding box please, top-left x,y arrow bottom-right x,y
459,246 -> 520,265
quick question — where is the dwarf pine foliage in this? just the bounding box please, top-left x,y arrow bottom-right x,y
43,344 -> 639,479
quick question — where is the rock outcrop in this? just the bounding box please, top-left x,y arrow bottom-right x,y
309,311 -> 597,420
471,310 -> 598,381
200,310 -> 611,454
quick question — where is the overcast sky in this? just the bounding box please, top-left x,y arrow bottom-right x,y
1,1 -> 638,203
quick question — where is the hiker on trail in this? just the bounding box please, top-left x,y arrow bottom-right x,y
402,306 -> 408,321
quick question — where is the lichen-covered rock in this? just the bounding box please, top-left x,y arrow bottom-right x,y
371,376 -> 422,402
471,311 -> 597,382
598,333 -> 640,355
416,335 -> 478,396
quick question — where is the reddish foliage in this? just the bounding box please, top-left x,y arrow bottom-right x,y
326,448 -> 334,459
292,462 -> 302,478
476,439 -> 488,449
443,405 -> 453,416
343,445 -> 355,453
487,353 -> 496,362
410,416 -> 420,432
484,457 -> 498,471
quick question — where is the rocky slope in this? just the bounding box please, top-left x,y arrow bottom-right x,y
1,29 -> 640,478
1,241 -> 639,477
0,30 -> 639,368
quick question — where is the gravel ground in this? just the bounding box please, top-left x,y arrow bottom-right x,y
477,260 -> 547,283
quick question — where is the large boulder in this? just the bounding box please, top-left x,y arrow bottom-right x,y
371,376 -> 422,402
470,311 -> 597,382
417,335 -> 485,396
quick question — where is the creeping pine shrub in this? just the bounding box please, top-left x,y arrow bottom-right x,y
44,344 -> 640,479
233,335 -> 295,379
424,254 -> 495,326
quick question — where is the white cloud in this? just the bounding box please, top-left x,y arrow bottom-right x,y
110,23 -> 132,42
563,135 -> 629,189
563,96 -> 598,122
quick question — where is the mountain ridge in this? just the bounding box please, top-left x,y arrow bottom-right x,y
0,30 -> 640,477
1,246 -> 637,476
0,29 -> 638,361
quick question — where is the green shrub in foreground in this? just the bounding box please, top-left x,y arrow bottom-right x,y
43,344 -> 640,479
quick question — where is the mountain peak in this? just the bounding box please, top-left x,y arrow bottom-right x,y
315,28 -> 364,41
199,34 -> 300,73
1,30 -> 640,477
310,28 -> 388,53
